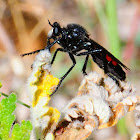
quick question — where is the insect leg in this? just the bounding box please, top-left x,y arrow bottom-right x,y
21,38 -> 59,57
51,48 -> 66,65
51,53 -> 76,96
75,49 -> 102,75
20,49 -> 45,57
82,55 -> 89,75
45,38 -> 60,50
47,37 -> 51,46
106,73 -> 119,85
75,49 -> 102,56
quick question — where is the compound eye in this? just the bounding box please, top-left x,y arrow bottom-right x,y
53,27 -> 60,36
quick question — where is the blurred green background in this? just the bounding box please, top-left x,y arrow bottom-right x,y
0,0 -> 140,139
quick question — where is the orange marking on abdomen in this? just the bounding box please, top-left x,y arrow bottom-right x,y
106,55 -> 112,62
112,60 -> 117,66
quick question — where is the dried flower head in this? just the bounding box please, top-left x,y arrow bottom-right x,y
27,50 -> 60,139
55,72 -> 138,139
27,49 -> 139,140
131,131 -> 140,140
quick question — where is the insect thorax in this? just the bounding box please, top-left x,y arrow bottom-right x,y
59,24 -> 89,50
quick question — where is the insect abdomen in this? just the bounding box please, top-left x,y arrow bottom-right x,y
106,62 -> 126,81
91,53 -> 126,81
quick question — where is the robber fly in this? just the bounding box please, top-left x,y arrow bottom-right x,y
21,21 -> 130,96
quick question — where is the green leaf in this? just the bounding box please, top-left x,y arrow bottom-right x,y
11,120 -> 32,140
117,117 -> 128,135
0,93 -> 16,140
0,93 -> 32,140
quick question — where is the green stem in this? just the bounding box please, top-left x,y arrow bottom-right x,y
0,92 -> 30,108
93,0 -> 108,36
117,117 -> 128,135
106,0 -> 121,58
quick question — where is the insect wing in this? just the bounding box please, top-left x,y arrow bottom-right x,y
104,49 -> 130,71
90,39 -> 130,71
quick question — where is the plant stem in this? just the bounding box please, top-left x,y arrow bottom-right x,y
93,0 -> 108,36
0,92 -> 30,108
106,0 -> 121,58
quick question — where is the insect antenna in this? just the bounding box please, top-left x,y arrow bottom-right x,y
48,20 -> 53,27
